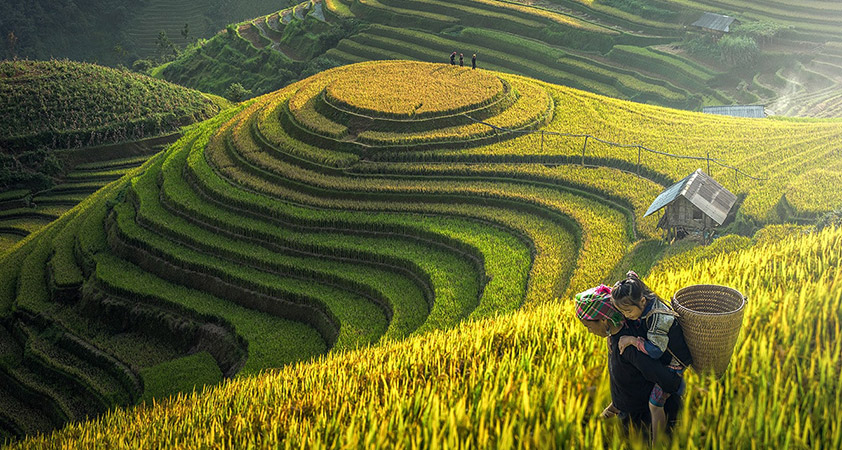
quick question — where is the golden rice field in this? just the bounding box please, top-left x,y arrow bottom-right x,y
3,61 -> 842,448
323,62 -> 505,118
11,224 -> 841,449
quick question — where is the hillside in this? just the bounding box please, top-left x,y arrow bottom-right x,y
12,224 -> 840,448
0,60 -> 224,252
0,60 -> 221,154
148,0 -> 842,118
0,0 -> 297,66
1,61 -> 840,446
0,138 -> 179,255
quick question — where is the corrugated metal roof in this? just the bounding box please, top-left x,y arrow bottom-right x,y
692,12 -> 736,32
703,105 -> 766,118
644,169 -> 737,225
644,171 -> 695,218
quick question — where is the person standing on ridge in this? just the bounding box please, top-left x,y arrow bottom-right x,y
472,53 -> 477,69
450,51 -> 457,65
459,53 -> 464,67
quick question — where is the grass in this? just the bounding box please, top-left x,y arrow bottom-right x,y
3,62 -> 842,446
13,223 -> 842,448
139,352 -> 223,403
190,126 -> 518,326
0,60 -> 219,152
133,160 -> 430,340
93,252 -> 326,376
73,155 -> 151,171
785,169 -> 842,215
0,190 -> 30,202
352,25 -> 624,98
322,61 -> 505,118
111,197 -> 390,349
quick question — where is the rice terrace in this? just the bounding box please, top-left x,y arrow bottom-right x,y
1,0 -> 841,448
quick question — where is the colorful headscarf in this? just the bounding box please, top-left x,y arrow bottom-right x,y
574,284 -> 625,328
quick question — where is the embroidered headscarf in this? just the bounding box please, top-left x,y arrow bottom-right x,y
574,284 -> 625,328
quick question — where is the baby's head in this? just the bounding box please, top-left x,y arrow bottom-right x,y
611,271 -> 651,320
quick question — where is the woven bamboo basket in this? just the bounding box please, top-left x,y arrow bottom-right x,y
671,285 -> 747,379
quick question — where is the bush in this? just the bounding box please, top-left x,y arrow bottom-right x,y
0,149 -> 62,190
225,82 -> 252,102
682,34 -> 719,61
131,59 -> 153,73
719,34 -> 759,68
299,56 -> 343,80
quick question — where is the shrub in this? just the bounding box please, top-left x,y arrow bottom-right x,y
225,82 -> 252,102
718,34 -> 760,68
131,59 -> 153,73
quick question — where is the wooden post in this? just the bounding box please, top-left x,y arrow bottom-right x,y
735,167 -> 739,187
540,130 -> 544,154
637,146 -> 641,177
581,136 -> 588,166
707,151 -> 710,174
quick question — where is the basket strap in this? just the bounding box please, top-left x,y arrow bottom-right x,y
666,347 -> 690,371
641,305 -> 679,321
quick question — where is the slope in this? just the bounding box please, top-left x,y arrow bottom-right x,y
2,61 -> 840,445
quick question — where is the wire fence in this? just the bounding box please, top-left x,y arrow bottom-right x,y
464,114 -> 767,186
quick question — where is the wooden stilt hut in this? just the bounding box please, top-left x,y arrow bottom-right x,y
644,169 -> 737,243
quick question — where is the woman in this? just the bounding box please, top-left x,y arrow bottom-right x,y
575,286 -> 684,433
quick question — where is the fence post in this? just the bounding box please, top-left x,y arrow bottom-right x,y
707,151 -> 710,174
541,130 -> 544,154
735,167 -> 739,188
637,146 -> 641,177
582,136 -> 588,167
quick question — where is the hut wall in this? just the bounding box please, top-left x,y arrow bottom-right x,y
662,197 -> 710,231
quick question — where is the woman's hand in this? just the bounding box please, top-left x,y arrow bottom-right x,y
600,402 -> 620,419
618,335 -> 639,355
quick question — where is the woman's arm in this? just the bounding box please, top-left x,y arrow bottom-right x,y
621,347 -> 682,393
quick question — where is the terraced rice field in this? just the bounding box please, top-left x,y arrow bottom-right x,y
149,0 -> 842,119
2,61 -> 841,446
124,0 -> 289,57
162,0 -> 730,109
0,146 -> 172,255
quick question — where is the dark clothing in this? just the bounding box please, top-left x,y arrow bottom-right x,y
608,320 -> 683,427
459,55 -> 464,66
450,52 -> 456,65
638,298 -> 693,370
472,55 -> 476,69
651,310 -> 693,370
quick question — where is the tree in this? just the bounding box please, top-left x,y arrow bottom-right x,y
225,82 -> 251,102
132,59 -> 154,73
7,31 -> 18,60
113,44 -> 128,59
155,31 -> 180,62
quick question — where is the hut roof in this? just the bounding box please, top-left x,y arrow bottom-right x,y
692,12 -> 737,32
702,105 -> 766,118
644,169 -> 737,225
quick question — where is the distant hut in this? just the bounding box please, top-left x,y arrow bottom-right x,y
644,169 -> 737,242
703,105 -> 766,118
692,12 -> 739,36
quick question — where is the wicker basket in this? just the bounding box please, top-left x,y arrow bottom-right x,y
671,285 -> 747,379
